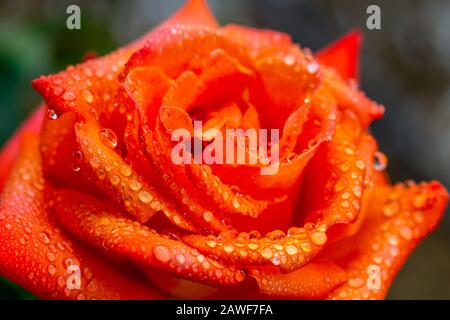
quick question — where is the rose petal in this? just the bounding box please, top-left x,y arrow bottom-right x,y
326,181 -> 448,299
0,105 -> 44,191
0,134 -> 161,299
316,30 -> 362,82
51,188 -> 246,287
183,224 -> 328,273
251,262 -> 347,299
74,121 -> 194,231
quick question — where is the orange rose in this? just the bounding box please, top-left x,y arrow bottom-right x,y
0,0 -> 448,300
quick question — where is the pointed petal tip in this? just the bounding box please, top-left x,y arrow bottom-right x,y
316,29 -> 364,82
161,0 -> 218,29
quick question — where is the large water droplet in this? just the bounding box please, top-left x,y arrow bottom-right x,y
153,245 -> 171,263
100,128 -> 118,149
374,151 -> 388,171
47,109 -> 58,120
138,190 -> 153,204
62,91 -> 75,101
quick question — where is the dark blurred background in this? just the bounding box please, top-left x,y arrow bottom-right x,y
0,0 -> 449,299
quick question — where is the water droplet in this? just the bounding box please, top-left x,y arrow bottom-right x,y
286,244 -> 298,255
73,150 -> 83,161
283,54 -> 295,66
224,245 -> 234,253
77,293 -> 86,300
248,230 -> 261,239
232,198 -> 240,209
89,157 -> 101,169
306,61 -> 319,73
300,242 -> 312,253
150,201 -> 162,211
153,245 -> 171,263
374,151 -> 387,171
334,179 -> 347,192
261,248 -> 273,259
235,270 -> 245,282
62,91 -> 75,101
356,160 -> 366,170
120,165 -> 132,177
412,194 -> 427,209
47,252 -> 55,261
138,190 -> 153,204
267,230 -> 286,240
348,277 -> 364,288
71,163 -> 81,172
47,109 -> 58,120
129,179 -> 142,191
310,232 -> 327,246
53,87 -> 64,96
382,201 -> 399,218
48,264 -> 56,275
109,175 -> 120,185
176,254 -> 186,264
206,240 -> 217,248
100,128 -> 118,149
203,211 -> 213,222
400,226 -> 413,240
38,232 -> 50,244
344,147 -> 354,155
82,89 -> 94,103
352,186 -> 362,197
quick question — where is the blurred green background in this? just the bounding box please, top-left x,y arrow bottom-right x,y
0,0 -> 449,299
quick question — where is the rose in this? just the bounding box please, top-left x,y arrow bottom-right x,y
0,0 -> 448,300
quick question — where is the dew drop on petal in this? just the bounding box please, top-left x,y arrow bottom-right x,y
261,248 -> 273,259
38,232 -> 50,244
100,128 -> 118,149
138,190 -> 153,204
382,201 -> 399,218
310,232 -> 327,246
47,109 -> 58,120
62,91 -> 75,101
203,211 -> 213,222
374,151 -> 388,171
400,226 -> 413,240
285,244 -> 298,255
47,264 -> 56,276
71,163 -> 81,172
153,245 -> 171,263
129,179 -> 142,191
119,165 -> 132,177
82,89 -> 94,104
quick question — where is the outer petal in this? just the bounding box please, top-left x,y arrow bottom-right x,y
327,181 -> 448,299
0,105 -> 44,191
0,134 -> 162,299
51,188 -> 246,287
251,263 -> 347,299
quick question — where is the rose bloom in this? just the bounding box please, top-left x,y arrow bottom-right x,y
0,0 -> 448,300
